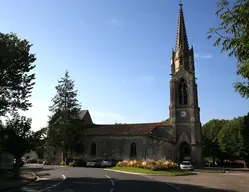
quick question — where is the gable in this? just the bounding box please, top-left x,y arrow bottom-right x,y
79,110 -> 93,124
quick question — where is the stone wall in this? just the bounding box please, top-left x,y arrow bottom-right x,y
82,135 -> 175,161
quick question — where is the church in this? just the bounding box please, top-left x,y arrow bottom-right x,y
45,3 -> 203,168
79,3 -> 203,168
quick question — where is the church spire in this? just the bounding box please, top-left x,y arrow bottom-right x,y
175,3 -> 189,53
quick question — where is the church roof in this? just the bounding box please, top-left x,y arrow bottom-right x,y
82,122 -> 170,136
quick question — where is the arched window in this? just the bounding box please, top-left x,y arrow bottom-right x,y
130,142 -> 137,157
179,78 -> 188,105
90,142 -> 96,156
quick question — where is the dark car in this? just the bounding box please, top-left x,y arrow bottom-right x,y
14,159 -> 25,167
71,159 -> 86,167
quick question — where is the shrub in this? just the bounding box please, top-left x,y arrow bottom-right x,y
60,161 -> 66,166
27,158 -> 37,164
37,159 -> 43,164
116,159 -> 179,171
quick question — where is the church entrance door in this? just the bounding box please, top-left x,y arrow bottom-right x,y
180,142 -> 191,162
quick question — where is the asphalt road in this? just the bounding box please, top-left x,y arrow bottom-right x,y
9,164 -> 234,192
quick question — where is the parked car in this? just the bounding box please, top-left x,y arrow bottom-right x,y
101,159 -> 114,167
13,159 -> 25,167
86,159 -> 102,167
71,159 -> 86,167
180,161 -> 194,171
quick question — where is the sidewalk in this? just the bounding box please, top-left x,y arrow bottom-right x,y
0,171 -> 37,192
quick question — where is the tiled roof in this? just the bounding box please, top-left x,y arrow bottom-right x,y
82,122 -> 170,136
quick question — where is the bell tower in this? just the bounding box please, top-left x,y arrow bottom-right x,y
169,3 -> 203,168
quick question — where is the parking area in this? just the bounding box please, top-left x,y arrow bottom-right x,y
150,172 -> 249,192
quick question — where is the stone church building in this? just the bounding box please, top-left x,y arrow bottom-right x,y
45,4 -> 203,168
80,4 -> 203,168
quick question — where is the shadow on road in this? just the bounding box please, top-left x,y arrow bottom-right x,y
10,177 -> 235,192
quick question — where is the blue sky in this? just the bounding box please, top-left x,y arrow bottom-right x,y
0,0 -> 248,131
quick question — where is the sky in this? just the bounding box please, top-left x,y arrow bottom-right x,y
0,0 -> 248,131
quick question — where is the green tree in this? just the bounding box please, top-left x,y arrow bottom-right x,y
240,113 -> 249,167
208,0 -> 249,98
202,119 -> 228,163
2,113 -> 35,177
48,71 -> 81,163
218,117 -> 244,160
33,127 -> 48,159
0,33 -> 36,116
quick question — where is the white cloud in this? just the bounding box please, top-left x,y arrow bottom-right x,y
136,75 -> 154,84
110,19 -> 122,27
195,53 -> 212,59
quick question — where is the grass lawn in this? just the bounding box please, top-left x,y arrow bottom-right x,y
108,166 -> 193,175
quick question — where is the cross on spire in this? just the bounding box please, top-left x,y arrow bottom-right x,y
175,1 -> 189,54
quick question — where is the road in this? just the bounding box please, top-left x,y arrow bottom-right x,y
9,164 -> 235,192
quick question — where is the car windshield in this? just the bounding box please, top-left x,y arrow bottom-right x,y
182,162 -> 191,165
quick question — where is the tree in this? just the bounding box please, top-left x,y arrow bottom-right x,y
2,113 -> 35,177
48,71 -> 81,163
0,33 -> 36,116
218,117 -> 244,160
33,127 -> 48,159
240,113 -> 249,167
202,119 -> 228,163
208,0 -> 249,98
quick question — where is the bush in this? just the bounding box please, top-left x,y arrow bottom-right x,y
116,160 -> 179,171
60,161 -> 66,166
27,158 -> 37,164
37,159 -> 43,164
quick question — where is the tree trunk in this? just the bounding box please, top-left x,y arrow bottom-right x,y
14,157 -> 20,178
244,160 -> 249,168
212,156 -> 215,165
65,148 -> 68,165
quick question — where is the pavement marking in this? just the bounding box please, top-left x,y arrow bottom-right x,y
105,175 -> 115,192
143,175 -> 180,191
35,174 -> 66,192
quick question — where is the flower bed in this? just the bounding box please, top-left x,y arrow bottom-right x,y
116,160 -> 179,171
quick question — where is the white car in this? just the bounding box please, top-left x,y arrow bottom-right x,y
101,159 -> 113,167
86,159 -> 101,167
180,161 -> 194,171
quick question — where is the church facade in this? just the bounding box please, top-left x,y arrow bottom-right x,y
80,4 -> 203,168
45,4 -> 203,168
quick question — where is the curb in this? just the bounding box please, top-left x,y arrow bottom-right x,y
104,169 -> 197,176
0,172 -> 38,192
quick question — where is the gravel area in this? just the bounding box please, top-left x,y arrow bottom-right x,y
150,172 -> 249,192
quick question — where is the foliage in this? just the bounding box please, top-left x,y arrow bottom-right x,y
27,158 -> 38,164
0,33 -> 36,116
47,70 -> 81,162
207,0 -> 249,98
116,160 -> 179,171
203,113 -> 249,167
32,127 -> 48,159
202,119 -> 228,162
60,161 -> 66,166
240,113 -> 249,166
1,113 -> 35,177
217,117 -> 244,160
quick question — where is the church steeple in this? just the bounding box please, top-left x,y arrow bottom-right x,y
171,3 -> 193,74
175,3 -> 189,54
